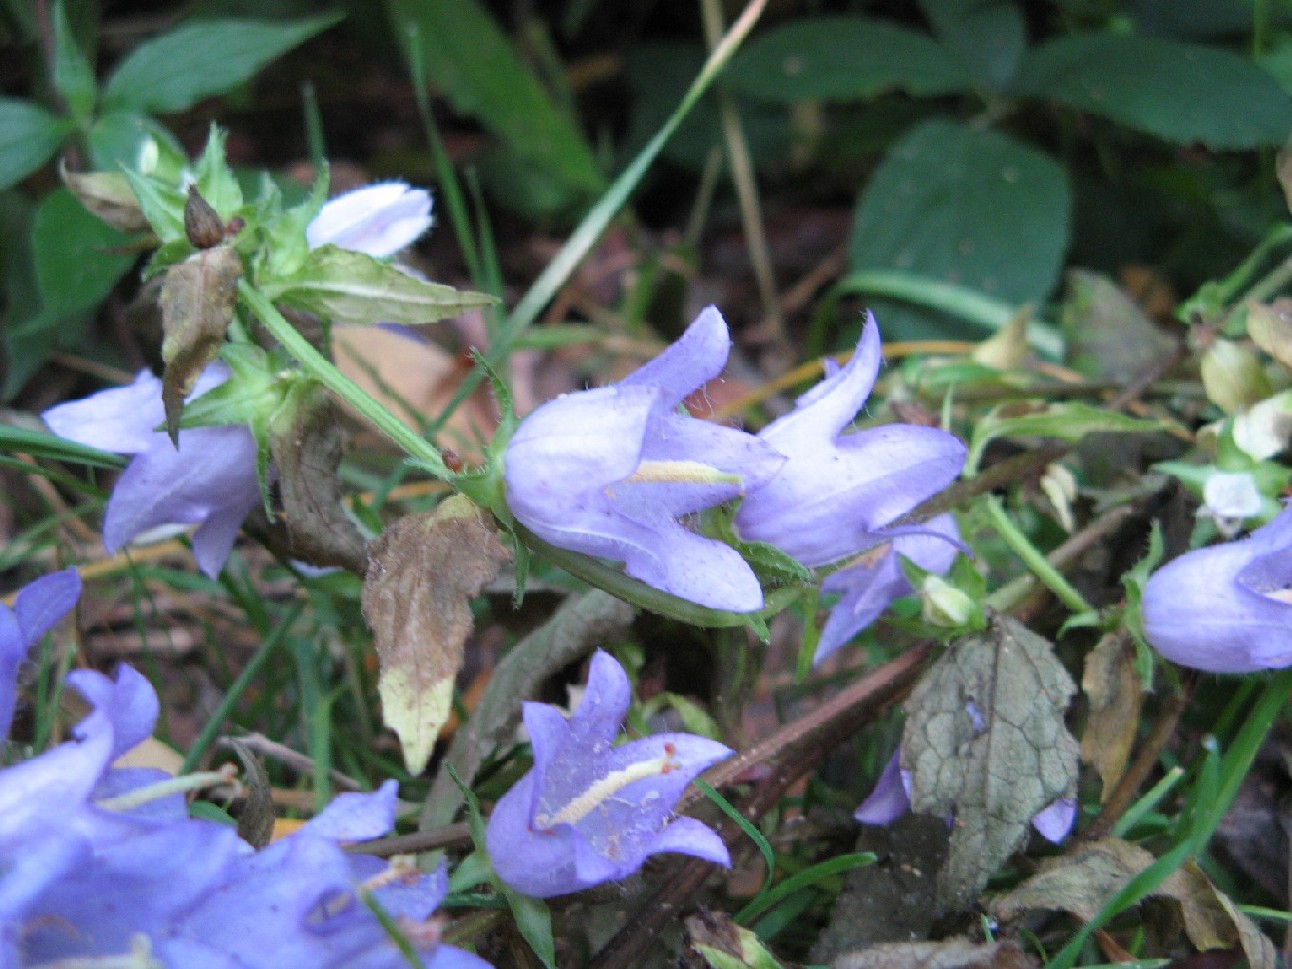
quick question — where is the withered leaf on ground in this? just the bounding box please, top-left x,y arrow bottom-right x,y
362,496 -> 510,775
1081,631 -> 1143,800
902,613 -> 1079,911
159,244 -> 242,441
991,837 -> 1274,969
835,939 -> 1034,969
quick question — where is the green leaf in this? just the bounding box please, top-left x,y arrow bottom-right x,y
87,109 -> 187,173
0,99 -> 72,192
101,14 -> 340,114
52,0 -> 97,122
725,17 -> 973,102
1014,34 -> 1292,149
966,401 -> 1163,473
918,0 -> 1026,92
32,187 -> 135,320
848,120 -> 1069,333
390,0 -> 604,200
262,245 -> 498,326
0,425 -> 125,470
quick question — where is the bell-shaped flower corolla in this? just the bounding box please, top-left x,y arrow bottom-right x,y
855,751 -> 1076,844
0,574 -> 492,968
1142,504 -> 1292,673
504,308 -> 785,611
486,651 -> 733,898
734,313 -> 965,568
43,363 -> 260,578
0,568 -> 80,735
814,514 -> 960,663
306,182 -> 433,257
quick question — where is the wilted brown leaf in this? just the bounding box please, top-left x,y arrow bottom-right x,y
60,163 -> 151,234
362,496 -> 510,774
903,614 -> 1079,911
1081,631 -> 1143,800
991,838 -> 1275,969
269,384 -> 367,573
159,245 -> 241,441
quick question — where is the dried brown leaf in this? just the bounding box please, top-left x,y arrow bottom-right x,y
269,385 -> 367,573
159,246 -> 241,441
991,838 -> 1275,969
1081,631 -> 1143,800
362,497 -> 510,774
902,614 -> 1078,911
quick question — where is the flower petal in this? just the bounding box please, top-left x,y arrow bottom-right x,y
854,751 -> 911,825
618,306 -> 731,408
306,183 -> 433,257
42,370 -> 167,454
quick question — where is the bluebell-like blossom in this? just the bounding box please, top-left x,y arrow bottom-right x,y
504,307 -> 785,611
306,182 -> 434,257
735,313 -> 965,568
0,574 -> 491,969
43,363 -> 261,578
486,651 -> 733,898
1142,504 -> 1292,673
815,514 -> 960,663
855,751 -> 1075,844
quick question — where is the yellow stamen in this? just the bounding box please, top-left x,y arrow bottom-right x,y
534,753 -> 678,828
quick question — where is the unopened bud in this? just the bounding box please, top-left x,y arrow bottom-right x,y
920,575 -> 976,629
184,185 -> 225,249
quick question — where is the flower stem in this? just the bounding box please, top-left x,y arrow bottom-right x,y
982,495 -> 1094,616
238,281 -> 452,481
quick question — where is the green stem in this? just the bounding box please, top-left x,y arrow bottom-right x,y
238,281 -> 451,481
982,495 -> 1093,616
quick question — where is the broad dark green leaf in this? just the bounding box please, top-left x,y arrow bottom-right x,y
101,14 -> 339,114
390,0 -> 604,198
32,188 -> 135,320
52,0 -> 97,121
1014,34 -> 1292,149
849,120 -> 1069,310
726,17 -> 972,102
0,99 -> 72,192
917,0 -> 1025,92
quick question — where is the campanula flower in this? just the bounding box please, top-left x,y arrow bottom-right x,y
0,568 -> 80,734
1142,504 -> 1292,673
0,572 -> 491,968
855,751 -> 1075,844
43,363 -> 260,578
486,651 -> 733,898
734,313 -> 965,568
504,307 -> 785,611
815,514 -> 960,663
306,182 -> 433,257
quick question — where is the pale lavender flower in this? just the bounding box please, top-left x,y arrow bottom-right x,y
43,363 -> 260,578
485,651 -> 733,898
815,514 -> 960,663
504,307 -> 785,611
0,573 -> 490,968
855,751 -> 1075,844
734,313 -> 965,568
306,182 -> 433,257
0,568 -> 80,734
1142,503 -> 1292,673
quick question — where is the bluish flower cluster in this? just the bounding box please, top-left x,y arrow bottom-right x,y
504,308 -> 967,661
0,571 -> 491,968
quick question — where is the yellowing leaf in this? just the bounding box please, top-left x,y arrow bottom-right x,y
361,496 -> 510,774
1081,632 -> 1142,800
